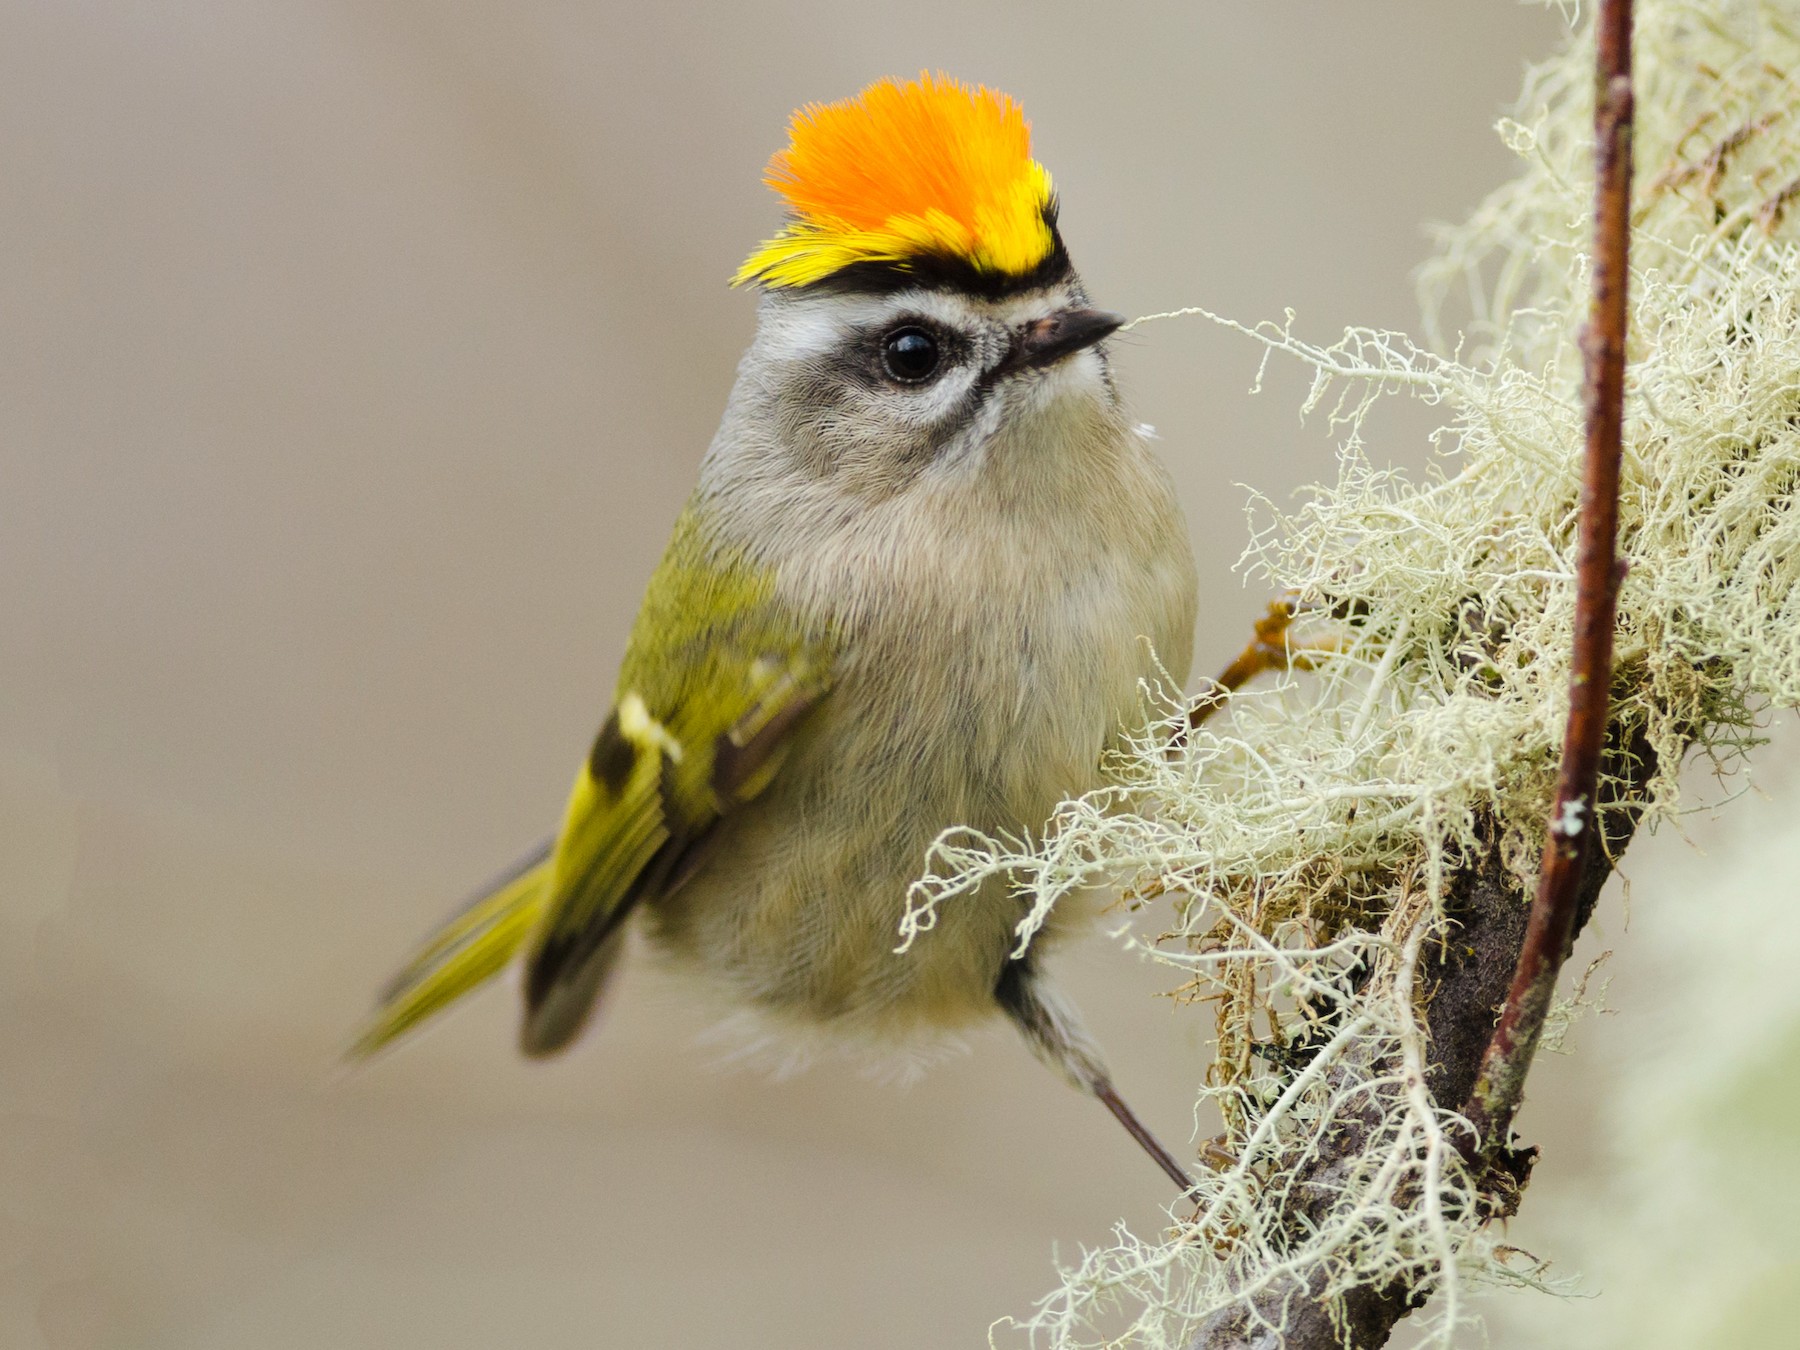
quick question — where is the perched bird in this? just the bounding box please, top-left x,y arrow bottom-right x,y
351,73 -> 1199,1190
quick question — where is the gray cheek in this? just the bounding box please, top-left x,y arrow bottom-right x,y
772,361 -> 866,479
930,393 -> 1006,475
775,362 -> 984,494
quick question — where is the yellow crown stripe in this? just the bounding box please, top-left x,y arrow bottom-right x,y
735,75 -> 1057,289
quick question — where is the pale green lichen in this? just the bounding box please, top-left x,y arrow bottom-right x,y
902,2 -> 1800,1345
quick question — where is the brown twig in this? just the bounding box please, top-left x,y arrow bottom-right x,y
1185,598 -> 1303,731
1181,595 -> 1342,741
1188,739 -> 1656,1348
1188,7 -> 1638,1343
1461,0 -> 1634,1162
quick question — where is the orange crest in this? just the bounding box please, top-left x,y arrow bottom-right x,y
734,74 -> 1058,290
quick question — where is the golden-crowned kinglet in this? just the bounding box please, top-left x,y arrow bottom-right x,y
352,73 -> 1199,1191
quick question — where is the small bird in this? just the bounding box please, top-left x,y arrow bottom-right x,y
352,73 -> 1199,1191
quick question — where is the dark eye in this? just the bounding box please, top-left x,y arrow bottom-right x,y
880,326 -> 941,383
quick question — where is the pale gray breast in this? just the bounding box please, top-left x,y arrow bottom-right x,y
649,427 -> 1195,1037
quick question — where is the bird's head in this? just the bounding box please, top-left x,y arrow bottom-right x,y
719,74 -> 1126,504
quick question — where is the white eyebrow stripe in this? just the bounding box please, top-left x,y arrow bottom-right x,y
757,304 -> 855,362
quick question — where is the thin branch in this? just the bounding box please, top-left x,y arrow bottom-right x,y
1188,734 -> 1658,1350
1187,6 -> 1639,1343
1182,595 -> 1340,736
1185,598 -> 1302,730
1461,0 -> 1635,1162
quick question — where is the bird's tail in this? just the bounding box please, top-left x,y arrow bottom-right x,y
347,840 -> 553,1059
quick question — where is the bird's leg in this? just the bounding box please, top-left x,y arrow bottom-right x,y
1092,1076 -> 1198,1194
995,956 -> 1197,1196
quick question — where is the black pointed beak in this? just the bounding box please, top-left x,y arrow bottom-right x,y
997,307 -> 1124,376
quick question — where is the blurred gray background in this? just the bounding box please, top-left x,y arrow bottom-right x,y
1,3 -> 1688,1347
